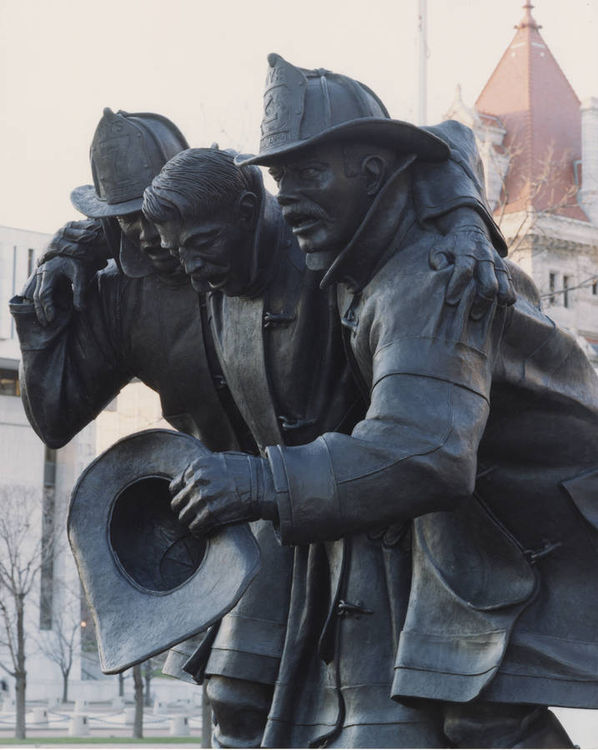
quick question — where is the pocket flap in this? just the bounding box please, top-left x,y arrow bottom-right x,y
561,467 -> 598,530
416,496 -> 536,611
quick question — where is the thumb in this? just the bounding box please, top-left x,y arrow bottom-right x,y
71,264 -> 88,311
429,248 -> 451,271
429,235 -> 455,271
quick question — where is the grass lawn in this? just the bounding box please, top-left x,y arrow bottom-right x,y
0,738 -> 201,744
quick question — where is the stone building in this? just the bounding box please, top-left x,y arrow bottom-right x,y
444,5 -> 598,743
445,2 -> 598,364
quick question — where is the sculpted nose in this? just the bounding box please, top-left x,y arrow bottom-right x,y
178,246 -> 189,264
179,249 -> 202,273
140,220 -> 158,245
276,171 -> 300,208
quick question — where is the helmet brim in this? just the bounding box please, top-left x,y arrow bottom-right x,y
68,428 -> 261,674
235,118 -> 449,167
71,184 -> 143,219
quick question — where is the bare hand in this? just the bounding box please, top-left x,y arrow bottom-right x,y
429,227 -> 515,319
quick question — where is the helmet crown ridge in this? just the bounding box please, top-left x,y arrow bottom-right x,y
71,108 -> 188,219
236,53 -> 449,167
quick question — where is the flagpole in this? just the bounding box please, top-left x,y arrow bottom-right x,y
418,0 -> 428,125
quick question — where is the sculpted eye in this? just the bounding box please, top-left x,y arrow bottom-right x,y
300,167 -> 320,179
268,167 -> 283,183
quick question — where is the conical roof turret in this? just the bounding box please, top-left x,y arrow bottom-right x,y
475,4 -> 584,219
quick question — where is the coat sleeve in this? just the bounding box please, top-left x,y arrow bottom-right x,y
9,268 -> 132,448
266,261 -> 503,545
414,120 -> 507,256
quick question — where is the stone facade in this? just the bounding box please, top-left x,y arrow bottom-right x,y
445,5 -> 598,366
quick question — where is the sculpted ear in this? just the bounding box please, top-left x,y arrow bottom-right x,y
238,191 -> 258,227
361,156 -> 387,197
362,153 -> 417,196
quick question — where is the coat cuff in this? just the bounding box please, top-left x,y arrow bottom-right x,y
9,295 -> 70,349
266,438 -> 339,545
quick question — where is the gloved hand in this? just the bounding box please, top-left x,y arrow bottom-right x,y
429,224 -> 516,320
170,452 -> 278,537
37,218 -> 110,267
26,219 -> 111,326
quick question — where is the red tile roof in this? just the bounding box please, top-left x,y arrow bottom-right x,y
475,3 -> 586,220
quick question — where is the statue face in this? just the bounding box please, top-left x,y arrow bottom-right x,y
156,209 -> 251,296
269,142 -> 371,265
117,212 -> 181,275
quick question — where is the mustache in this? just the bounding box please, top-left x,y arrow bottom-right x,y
282,203 -> 330,225
186,260 -> 228,277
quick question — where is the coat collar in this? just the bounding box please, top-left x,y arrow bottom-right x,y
241,172 -> 285,299
320,158 -> 417,293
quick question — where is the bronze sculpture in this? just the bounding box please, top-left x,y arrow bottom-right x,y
165,54 -> 595,747
13,93 -> 531,746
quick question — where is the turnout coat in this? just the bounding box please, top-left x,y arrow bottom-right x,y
261,166 -> 598,747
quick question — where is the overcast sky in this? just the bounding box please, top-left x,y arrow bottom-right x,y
1,0 -> 597,233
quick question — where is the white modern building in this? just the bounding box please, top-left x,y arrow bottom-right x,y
0,225 -> 171,703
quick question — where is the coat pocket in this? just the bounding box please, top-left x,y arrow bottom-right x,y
561,466 -> 598,531
415,494 -> 536,611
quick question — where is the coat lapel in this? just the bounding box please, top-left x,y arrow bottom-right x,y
209,291 -> 283,451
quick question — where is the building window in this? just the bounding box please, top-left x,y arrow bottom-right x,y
563,275 -> 570,308
0,369 -> 20,397
548,273 -> 557,305
27,248 -> 35,277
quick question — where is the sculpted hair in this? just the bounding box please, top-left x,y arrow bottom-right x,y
143,148 -> 253,223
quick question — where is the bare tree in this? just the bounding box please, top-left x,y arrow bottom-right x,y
143,660 -> 153,708
133,663 -> 144,738
492,140 -> 579,263
0,484 -> 51,739
143,654 -> 166,707
36,580 -> 80,703
118,671 -> 126,697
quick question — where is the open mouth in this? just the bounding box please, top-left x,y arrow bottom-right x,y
146,249 -> 176,264
190,264 -> 229,287
285,211 -> 322,235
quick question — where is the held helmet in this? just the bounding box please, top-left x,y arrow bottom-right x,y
68,429 -> 260,674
